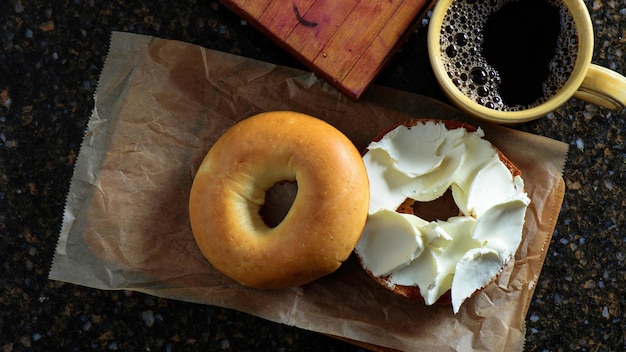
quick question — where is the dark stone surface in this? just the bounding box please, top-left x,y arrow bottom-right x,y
1,0 -> 624,350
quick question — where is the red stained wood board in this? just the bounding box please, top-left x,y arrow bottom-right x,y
220,0 -> 436,100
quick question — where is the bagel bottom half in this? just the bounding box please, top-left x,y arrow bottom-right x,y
189,111 -> 369,289
354,119 -> 530,313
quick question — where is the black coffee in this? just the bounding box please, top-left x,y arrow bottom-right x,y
440,0 -> 578,111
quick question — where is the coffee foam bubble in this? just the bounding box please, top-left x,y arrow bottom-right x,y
439,0 -> 578,111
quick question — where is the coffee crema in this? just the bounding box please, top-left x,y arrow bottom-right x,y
439,0 -> 578,111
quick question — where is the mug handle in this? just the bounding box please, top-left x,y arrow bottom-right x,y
574,64 -> 626,110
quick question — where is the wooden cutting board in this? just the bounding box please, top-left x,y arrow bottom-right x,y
220,0 -> 435,100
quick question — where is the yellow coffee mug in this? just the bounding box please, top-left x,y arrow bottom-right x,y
427,0 -> 626,124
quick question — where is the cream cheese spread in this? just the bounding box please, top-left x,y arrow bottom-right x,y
355,121 -> 530,313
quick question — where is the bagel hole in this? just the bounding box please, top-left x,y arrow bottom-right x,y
398,188 -> 460,222
259,181 -> 298,228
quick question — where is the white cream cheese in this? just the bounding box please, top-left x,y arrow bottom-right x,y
355,121 -> 531,313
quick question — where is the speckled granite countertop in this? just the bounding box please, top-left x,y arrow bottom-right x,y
1,0 -> 624,351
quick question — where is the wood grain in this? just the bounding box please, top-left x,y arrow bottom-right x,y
221,0 -> 435,100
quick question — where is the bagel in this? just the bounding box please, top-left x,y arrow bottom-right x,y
189,111 -> 369,289
354,119 -> 530,313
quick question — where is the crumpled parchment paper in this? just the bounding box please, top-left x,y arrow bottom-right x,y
50,31 -> 567,352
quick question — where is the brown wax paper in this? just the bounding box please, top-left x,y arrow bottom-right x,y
50,31 -> 567,351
